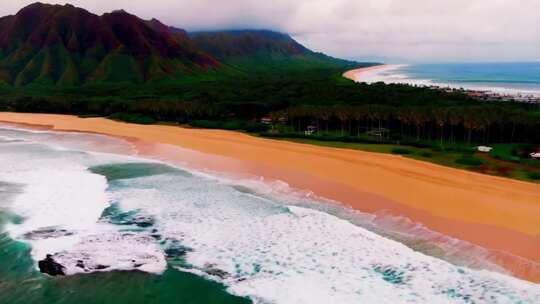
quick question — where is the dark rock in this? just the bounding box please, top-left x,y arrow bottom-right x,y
203,264 -> 229,279
76,260 -> 85,269
38,254 -> 65,276
165,246 -> 192,258
23,228 -> 74,240
95,264 -> 109,270
132,215 -> 154,228
206,268 -> 229,278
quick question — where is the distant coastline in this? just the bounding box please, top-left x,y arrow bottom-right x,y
342,64 -> 389,82
344,63 -> 540,103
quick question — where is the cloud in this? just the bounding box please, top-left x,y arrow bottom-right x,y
2,0 -> 539,62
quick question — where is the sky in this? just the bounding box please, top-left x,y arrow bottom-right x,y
2,0 -> 539,63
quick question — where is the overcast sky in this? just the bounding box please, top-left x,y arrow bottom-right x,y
2,0 -> 539,62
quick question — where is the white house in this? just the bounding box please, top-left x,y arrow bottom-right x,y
305,125 -> 317,135
260,117 -> 272,125
477,146 -> 493,153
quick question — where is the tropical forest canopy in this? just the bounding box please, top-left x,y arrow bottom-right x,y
0,3 -> 538,146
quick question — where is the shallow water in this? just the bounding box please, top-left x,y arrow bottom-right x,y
0,126 -> 539,303
0,230 -> 249,304
359,62 -> 540,96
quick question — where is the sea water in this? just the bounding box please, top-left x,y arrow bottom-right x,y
359,62 -> 540,97
0,126 -> 539,304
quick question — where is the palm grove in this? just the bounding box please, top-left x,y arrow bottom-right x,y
2,71 -> 539,146
0,3 -> 538,150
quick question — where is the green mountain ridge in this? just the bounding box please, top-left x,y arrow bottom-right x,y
0,3 -> 365,88
189,30 -> 360,73
0,3 -> 219,87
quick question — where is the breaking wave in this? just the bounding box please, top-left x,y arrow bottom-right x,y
0,125 -> 538,303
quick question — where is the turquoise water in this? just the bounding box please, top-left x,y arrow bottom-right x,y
366,62 -> 540,96
0,126 -> 539,303
0,138 -> 248,304
0,231 -> 249,304
402,63 -> 540,92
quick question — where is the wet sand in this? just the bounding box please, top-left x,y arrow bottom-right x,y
0,112 -> 539,282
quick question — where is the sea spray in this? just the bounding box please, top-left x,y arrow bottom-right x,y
0,126 -> 539,303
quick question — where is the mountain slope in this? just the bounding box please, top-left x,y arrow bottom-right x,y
189,30 -> 309,59
0,3 -> 218,86
189,30 -> 359,72
0,3 -> 365,87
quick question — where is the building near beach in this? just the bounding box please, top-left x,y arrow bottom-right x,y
260,117 -> 272,124
305,125 -> 317,135
477,146 -> 493,153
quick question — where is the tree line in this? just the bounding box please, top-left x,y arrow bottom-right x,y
0,67 -> 538,145
273,104 -> 538,145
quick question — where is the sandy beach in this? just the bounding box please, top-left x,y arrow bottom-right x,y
344,64 -> 540,100
343,64 -> 391,82
0,112 -> 539,282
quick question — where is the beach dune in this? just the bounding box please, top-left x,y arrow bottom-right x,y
0,112 -> 539,282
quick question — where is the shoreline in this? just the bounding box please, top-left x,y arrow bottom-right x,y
343,64 -> 540,101
342,64 -> 391,82
0,113 -> 539,282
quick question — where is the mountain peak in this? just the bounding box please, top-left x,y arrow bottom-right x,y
0,3 -> 345,87
109,9 -> 129,14
189,29 -> 309,60
0,2 -> 219,86
17,2 -> 85,14
145,18 -> 170,33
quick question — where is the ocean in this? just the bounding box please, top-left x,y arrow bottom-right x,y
359,62 -> 540,97
0,125 -> 539,303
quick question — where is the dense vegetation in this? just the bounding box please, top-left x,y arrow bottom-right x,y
190,30 -> 310,60
268,95 -> 540,145
1,3 -> 539,182
2,66 -> 538,145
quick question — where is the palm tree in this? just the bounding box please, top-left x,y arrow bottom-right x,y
318,107 -> 332,134
410,107 -> 426,141
335,106 -> 350,136
352,106 -> 367,136
509,109 -> 526,143
434,108 -> 448,146
447,107 -> 462,145
396,108 -> 410,139
463,111 -> 476,144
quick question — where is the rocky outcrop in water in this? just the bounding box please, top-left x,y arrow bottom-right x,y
23,228 -> 74,240
38,254 -> 65,276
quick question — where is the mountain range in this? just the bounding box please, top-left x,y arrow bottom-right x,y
0,3 -> 356,87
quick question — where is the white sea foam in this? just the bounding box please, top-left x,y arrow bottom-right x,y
1,126 -> 539,303
353,65 -> 540,98
160,167 -> 533,277
0,124 -> 136,154
0,129 -> 166,275
107,171 -> 540,303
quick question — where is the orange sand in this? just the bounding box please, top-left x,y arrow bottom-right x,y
0,113 -> 539,282
343,64 -> 390,82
